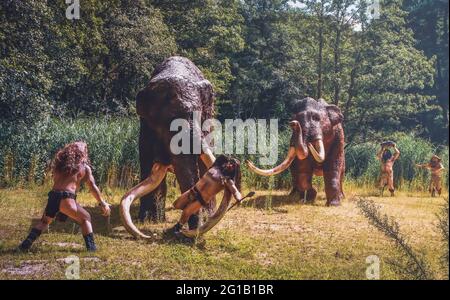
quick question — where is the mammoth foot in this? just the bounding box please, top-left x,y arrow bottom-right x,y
326,199 -> 341,207
290,188 -> 317,204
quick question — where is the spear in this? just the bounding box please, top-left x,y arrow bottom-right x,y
227,191 -> 256,212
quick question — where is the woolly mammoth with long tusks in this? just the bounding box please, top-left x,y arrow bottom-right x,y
120,56 -> 239,239
247,97 -> 345,206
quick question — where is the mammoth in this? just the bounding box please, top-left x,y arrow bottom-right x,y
120,56 -> 240,238
247,97 -> 345,206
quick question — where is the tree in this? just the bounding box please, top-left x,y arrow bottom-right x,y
47,0 -> 177,115
227,0 -> 294,120
299,0 -> 333,99
0,0 -> 53,128
404,0 -> 449,143
1,0 -> 177,121
150,0 -> 245,114
345,0 -> 435,144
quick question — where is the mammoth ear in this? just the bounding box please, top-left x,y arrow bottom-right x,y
326,105 -> 343,126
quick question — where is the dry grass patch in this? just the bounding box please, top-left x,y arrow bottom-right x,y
0,186 -> 446,279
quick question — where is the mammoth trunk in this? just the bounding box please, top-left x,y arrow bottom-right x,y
292,128 -> 308,161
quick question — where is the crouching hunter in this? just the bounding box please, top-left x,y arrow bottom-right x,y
18,142 -> 111,252
168,155 -> 242,237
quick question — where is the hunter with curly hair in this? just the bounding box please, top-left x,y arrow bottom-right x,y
18,142 -> 111,252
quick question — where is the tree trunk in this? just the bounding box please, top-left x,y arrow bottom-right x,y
333,27 -> 341,105
316,1 -> 325,99
441,5 -> 449,128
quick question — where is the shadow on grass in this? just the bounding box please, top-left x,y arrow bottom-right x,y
243,191 -> 324,209
24,204 -> 204,247
28,204 -> 130,237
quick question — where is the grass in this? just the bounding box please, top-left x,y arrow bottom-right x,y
0,183 -> 447,280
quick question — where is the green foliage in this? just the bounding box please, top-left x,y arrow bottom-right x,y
333,0 -> 436,143
0,0 -> 177,121
404,0 -> 449,143
150,0 -> 245,101
1,0 -> 447,144
237,126 -> 293,190
0,1 -> 53,127
0,0 -> 448,189
45,118 -> 140,185
227,0 -> 294,119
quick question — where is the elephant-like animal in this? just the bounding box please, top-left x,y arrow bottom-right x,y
120,56 -> 233,238
247,97 -> 345,206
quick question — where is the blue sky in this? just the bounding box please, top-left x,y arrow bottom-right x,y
288,1 -> 307,9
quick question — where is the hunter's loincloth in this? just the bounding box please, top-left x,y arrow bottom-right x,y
430,174 -> 442,189
44,190 -> 77,221
380,172 -> 391,184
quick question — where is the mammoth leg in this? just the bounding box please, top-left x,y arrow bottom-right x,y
297,173 -> 316,203
340,159 -> 345,199
324,171 -> 342,206
147,179 -> 167,222
289,160 -> 300,195
323,147 -> 344,206
323,134 -> 345,206
172,154 -> 201,230
290,160 -> 316,203
138,118 -> 167,222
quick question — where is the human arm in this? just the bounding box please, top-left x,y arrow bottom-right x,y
391,145 -> 400,162
416,163 -> 431,169
85,165 -> 111,216
376,146 -> 385,161
225,179 -> 243,201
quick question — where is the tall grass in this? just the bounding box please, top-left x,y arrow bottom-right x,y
0,117 -> 140,188
0,118 -> 448,192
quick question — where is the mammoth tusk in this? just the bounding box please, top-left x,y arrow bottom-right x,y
308,140 -> 325,163
200,147 -> 216,169
120,163 -> 169,239
246,147 -> 296,177
182,189 -> 232,238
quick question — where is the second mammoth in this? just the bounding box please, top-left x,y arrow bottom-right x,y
247,97 -> 345,206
